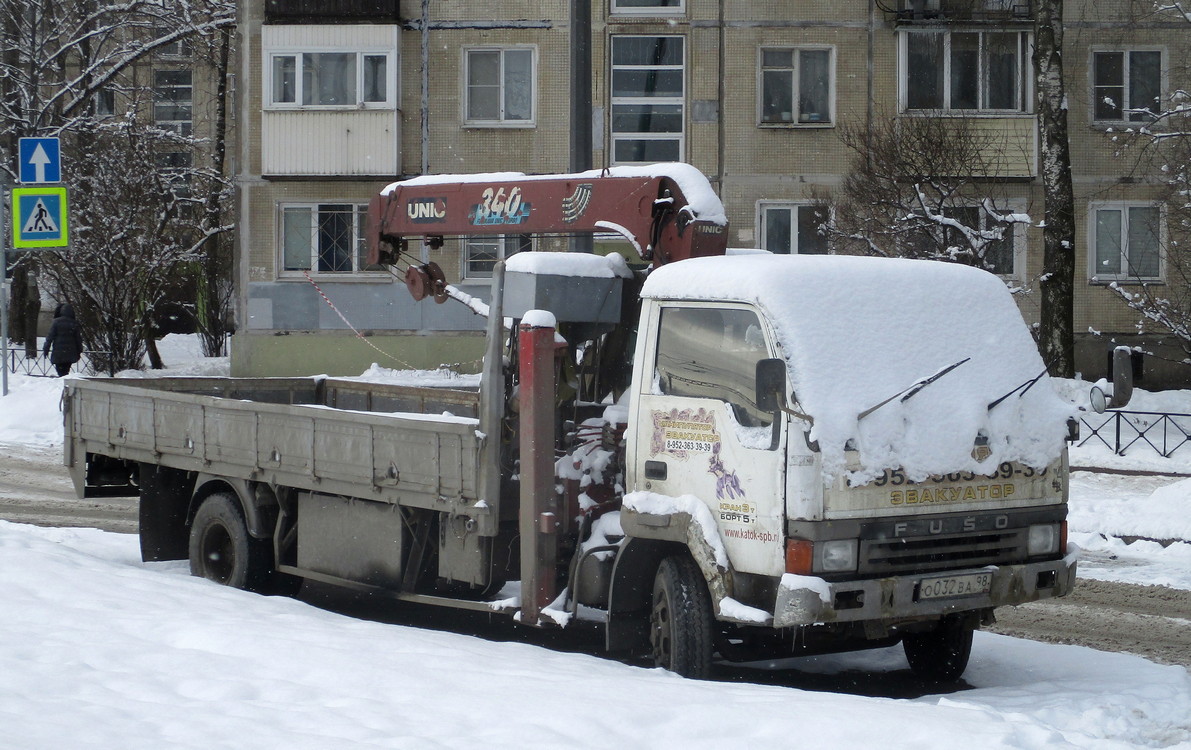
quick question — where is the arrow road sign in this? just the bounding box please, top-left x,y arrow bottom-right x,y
18,137 -> 62,184
12,187 -> 68,248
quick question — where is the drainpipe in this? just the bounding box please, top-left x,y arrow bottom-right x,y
421,0 -> 430,176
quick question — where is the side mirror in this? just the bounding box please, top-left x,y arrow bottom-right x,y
755,358 -> 786,413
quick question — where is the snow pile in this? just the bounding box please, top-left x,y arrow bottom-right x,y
643,254 -> 1072,483
623,491 -> 729,568
506,250 -> 634,279
1,521 -> 1189,749
341,363 -> 481,389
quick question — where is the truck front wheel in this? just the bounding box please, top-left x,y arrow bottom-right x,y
189,492 -> 270,592
902,615 -> 975,682
649,555 -> 714,679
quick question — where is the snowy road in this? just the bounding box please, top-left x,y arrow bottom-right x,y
2,521 -> 1190,749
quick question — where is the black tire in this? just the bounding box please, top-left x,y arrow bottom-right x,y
903,616 -> 975,682
189,492 -> 271,592
649,555 -> 715,679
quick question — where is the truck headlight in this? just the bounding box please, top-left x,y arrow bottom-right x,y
1027,523 -> 1061,556
817,539 -> 858,572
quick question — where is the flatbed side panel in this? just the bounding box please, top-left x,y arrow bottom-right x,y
313,419 -> 375,486
154,399 -> 205,459
257,412 -> 314,475
204,408 -> 258,470
106,389 -> 156,453
67,379 -> 482,511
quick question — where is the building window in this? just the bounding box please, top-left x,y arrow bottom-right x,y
902,29 -> 1029,112
611,0 -> 683,14
154,28 -> 192,58
154,69 -> 192,135
268,51 -> 391,108
1090,203 -> 1162,281
760,48 -> 833,125
1093,50 -> 1161,122
155,151 -> 193,197
610,35 -> 684,164
912,206 -> 1018,275
760,203 -> 829,255
281,204 -> 379,275
465,48 -> 534,124
95,88 -> 115,116
463,235 -> 531,280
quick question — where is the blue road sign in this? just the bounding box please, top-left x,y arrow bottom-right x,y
18,137 -> 62,184
12,187 -> 69,248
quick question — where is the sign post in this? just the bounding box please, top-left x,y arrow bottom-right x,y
4,136 -> 67,395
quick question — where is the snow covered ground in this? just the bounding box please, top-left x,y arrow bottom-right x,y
1,335 -> 1190,748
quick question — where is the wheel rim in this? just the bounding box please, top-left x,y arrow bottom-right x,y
650,585 -> 673,667
199,522 -> 235,584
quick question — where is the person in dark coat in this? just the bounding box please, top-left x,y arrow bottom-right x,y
42,304 -> 84,377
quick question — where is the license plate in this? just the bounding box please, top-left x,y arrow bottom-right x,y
917,572 -> 992,601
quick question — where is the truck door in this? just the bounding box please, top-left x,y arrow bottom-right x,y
631,303 -> 787,576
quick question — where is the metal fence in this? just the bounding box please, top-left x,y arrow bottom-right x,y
4,347 -> 105,377
1079,410 -> 1191,459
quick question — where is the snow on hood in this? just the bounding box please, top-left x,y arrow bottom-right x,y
642,254 -> 1072,482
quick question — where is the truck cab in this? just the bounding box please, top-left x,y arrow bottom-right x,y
610,253 -> 1078,679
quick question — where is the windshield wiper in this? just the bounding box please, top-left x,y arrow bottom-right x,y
857,358 -> 971,422
987,366 -> 1048,412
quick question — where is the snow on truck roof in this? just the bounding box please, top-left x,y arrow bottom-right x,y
643,254 -> 1072,482
380,162 -> 728,226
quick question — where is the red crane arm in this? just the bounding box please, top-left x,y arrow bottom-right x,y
366,170 -> 728,266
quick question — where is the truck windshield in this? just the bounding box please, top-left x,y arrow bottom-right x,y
655,306 -> 773,428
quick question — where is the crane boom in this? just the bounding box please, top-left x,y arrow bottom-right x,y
366,166 -> 729,267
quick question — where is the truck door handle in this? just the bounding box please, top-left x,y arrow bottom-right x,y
644,460 -> 668,480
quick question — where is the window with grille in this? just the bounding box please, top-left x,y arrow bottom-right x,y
280,204 -> 381,275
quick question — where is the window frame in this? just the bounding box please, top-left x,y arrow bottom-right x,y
898,28 -> 1032,114
265,50 -> 396,110
153,68 -> 193,135
277,202 -> 384,277
757,46 -> 835,127
461,235 -> 532,281
609,34 -> 686,165
756,201 -> 831,255
653,302 -> 778,437
1087,201 -> 1164,283
610,0 -> 685,16
462,46 -> 537,127
1089,47 -> 1165,125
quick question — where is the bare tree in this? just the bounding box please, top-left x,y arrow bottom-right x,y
38,116 -> 223,374
827,114 -> 1032,276
0,0 -> 235,366
1034,0 -> 1078,377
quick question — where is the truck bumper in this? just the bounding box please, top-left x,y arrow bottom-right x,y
772,547 -> 1078,628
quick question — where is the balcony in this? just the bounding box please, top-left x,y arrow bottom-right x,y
264,0 -> 401,23
891,0 -> 1033,23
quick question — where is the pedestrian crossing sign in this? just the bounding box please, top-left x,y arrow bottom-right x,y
12,187 -> 68,248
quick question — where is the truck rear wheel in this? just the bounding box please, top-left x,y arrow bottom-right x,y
189,492 -> 270,592
902,615 -> 975,682
649,555 -> 714,679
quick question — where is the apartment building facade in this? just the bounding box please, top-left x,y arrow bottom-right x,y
233,0 -> 1191,386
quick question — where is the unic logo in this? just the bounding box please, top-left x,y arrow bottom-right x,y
407,198 -> 447,223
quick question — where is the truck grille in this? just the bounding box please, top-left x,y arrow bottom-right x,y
859,528 -> 1028,576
